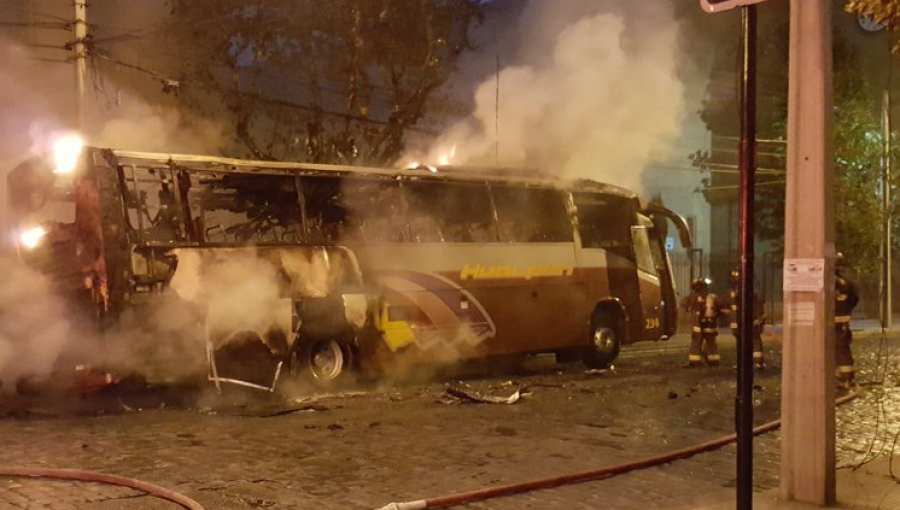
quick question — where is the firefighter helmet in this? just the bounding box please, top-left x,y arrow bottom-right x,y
691,278 -> 710,292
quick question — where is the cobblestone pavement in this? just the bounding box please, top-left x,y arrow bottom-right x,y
0,333 -> 895,510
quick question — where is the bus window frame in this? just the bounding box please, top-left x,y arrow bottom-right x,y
182,169 -> 304,245
403,178 -> 498,244
630,225 -> 658,276
490,184 -> 573,243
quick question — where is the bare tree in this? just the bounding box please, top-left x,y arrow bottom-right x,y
166,0 -> 481,165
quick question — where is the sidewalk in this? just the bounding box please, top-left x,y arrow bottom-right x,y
701,455 -> 900,510
701,318 -> 900,510
765,317 -> 900,341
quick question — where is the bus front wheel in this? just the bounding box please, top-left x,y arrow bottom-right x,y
298,337 -> 354,385
583,315 -> 621,369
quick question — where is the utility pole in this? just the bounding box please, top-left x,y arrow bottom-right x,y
735,7 -> 757,510
781,0 -> 835,505
73,0 -> 88,131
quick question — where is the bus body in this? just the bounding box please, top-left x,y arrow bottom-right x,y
6,145 -> 691,386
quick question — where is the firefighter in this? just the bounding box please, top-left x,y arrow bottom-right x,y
683,278 -> 723,367
727,268 -> 766,370
835,253 -> 860,388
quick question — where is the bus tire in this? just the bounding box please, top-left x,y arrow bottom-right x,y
298,337 -> 355,386
583,313 -> 621,369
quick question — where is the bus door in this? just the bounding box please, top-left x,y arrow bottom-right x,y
631,216 -> 664,340
644,204 -> 693,337
572,193 -> 645,343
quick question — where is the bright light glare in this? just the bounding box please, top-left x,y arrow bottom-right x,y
52,134 -> 84,174
20,226 -> 47,249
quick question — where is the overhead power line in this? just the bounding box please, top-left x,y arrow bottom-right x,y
0,21 -> 69,30
91,52 -> 436,134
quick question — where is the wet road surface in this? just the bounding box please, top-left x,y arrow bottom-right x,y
0,333 -> 895,510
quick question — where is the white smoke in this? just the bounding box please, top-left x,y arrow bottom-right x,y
93,96 -> 225,154
417,1 -> 687,192
0,256 -> 72,394
97,249 -> 292,385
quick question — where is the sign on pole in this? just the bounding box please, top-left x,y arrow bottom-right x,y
700,0 -> 770,13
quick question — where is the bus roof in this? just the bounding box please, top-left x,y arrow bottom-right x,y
106,147 -> 641,200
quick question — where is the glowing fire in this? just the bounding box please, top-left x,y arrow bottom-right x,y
405,160 -> 438,173
52,134 -> 85,174
20,226 -> 47,249
404,144 -> 456,173
437,145 -> 457,166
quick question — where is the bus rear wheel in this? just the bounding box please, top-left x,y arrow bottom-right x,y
583,315 -> 621,369
298,338 -> 354,385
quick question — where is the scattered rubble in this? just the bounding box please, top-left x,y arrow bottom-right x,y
442,385 -> 527,404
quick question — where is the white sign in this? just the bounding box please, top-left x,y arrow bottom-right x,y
788,301 -> 816,326
700,0 -> 770,14
783,258 -> 826,292
665,236 -> 675,252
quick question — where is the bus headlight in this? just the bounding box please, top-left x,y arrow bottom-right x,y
52,134 -> 84,175
20,226 -> 47,249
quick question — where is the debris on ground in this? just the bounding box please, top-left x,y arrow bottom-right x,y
441,385 -> 526,404
211,403 -> 329,418
13,365 -> 116,397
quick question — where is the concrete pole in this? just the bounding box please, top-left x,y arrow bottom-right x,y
73,0 -> 87,131
780,0 -> 835,505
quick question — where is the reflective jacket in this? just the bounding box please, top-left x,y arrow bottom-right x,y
685,291 -> 722,334
835,274 -> 859,324
727,288 -> 765,330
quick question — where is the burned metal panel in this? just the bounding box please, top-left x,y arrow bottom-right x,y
73,168 -> 107,310
185,171 -> 303,245
167,245 -> 366,351
119,164 -> 185,245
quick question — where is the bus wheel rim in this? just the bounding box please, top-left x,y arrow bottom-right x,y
310,341 -> 344,380
593,327 -> 615,353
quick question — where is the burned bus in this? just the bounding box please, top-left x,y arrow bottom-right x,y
6,141 -> 692,389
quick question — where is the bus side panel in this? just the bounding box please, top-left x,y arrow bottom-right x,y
353,243 -> 584,358
578,252 -> 645,345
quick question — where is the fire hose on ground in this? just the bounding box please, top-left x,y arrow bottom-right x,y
373,391 -> 860,510
0,391 -> 858,510
0,467 -> 205,510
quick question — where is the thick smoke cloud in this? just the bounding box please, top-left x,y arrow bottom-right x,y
97,250 -> 291,385
0,256 -> 72,394
419,1 -> 687,192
